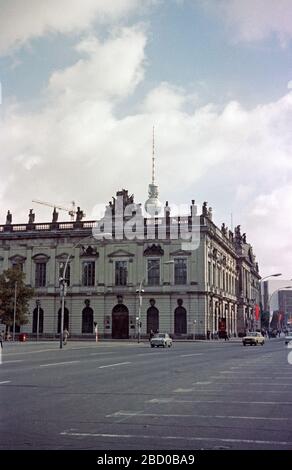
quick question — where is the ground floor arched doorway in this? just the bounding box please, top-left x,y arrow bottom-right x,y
112,304 -> 129,339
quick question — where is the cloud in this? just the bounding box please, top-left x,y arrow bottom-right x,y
1,24 -> 292,276
143,82 -> 187,112
245,185 -> 292,278
202,0 -> 292,45
0,0 -> 151,55
48,27 -> 146,101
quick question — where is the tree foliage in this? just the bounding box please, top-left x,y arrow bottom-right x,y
0,268 -> 34,329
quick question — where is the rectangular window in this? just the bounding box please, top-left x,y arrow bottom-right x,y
35,262 -> 46,287
82,261 -> 95,287
115,261 -> 128,286
59,262 -> 70,286
174,258 -> 187,285
147,259 -> 160,286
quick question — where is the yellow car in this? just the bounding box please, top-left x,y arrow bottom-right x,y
242,332 -> 265,346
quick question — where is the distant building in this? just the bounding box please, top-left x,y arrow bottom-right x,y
262,280 -> 292,330
278,290 -> 292,328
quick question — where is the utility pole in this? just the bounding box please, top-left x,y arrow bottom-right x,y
13,281 -> 17,341
36,299 -> 40,341
59,279 -> 66,349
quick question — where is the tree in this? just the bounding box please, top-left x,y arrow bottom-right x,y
0,268 -> 34,331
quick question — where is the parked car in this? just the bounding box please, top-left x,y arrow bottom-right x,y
242,331 -> 265,346
150,333 -> 172,348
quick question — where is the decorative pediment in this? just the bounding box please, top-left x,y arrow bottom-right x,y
80,245 -> 99,257
55,252 -> 73,261
144,244 -> 164,256
9,254 -> 26,263
32,253 -> 50,262
108,249 -> 134,258
169,249 -> 192,256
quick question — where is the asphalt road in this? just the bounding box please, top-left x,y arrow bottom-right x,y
0,338 -> 291,450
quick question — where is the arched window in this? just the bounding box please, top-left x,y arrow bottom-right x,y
147,299 -> 159,334
32,307 -> 44,333
82,301 -> 94,333
112,304 -> 129,339
174,299 -> 187,334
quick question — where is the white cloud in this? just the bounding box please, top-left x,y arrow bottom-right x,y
202,0 -> 292,45
143,82 -> 187,112
245,185 -> 292,278
0,0 -> 151,55
1,24 -> 292,276
49,27 -> 147,101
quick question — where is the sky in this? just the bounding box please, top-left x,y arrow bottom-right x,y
0,0 -> 292,277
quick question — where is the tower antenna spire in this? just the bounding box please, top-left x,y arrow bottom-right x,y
144,126 -> 162,216
152,125 -> 155,185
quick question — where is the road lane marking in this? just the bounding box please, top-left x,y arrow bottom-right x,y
193,381 -> 212,385
211,375 -> 292,380
4,348 -> 61,356
40,360 -> 80,368
89,352 -> 114,356
60,430 -> 292,447
106,410 -> 144,422
106,411 -> 291,421
137,352 -> 162,356
2,360 -> 24,364
209,379 -> 292,385
148,398 -> 174,403
218,371 -> 292,376
0,381 -> 11,384
148,398 -> 292,405
173,388 -> 292,394
99,362 -> 131,369
180,353 -> 203,357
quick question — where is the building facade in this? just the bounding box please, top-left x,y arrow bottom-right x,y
0,189 -> 260,339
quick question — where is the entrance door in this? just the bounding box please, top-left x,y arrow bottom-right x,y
112,304 -> 129,339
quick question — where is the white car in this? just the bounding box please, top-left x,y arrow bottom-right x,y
150,333 -> 172,348
242,331 -> 265,346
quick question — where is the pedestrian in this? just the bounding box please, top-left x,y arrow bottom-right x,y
0,330 -> 4,349
224,330 -> 229,341
149,329 -> 154,341
63,328 -> 69,345
94,322 -> 98,343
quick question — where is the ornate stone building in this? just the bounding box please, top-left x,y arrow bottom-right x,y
0,188 -> 260,339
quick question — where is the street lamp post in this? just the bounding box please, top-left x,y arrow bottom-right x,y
137,279 -> 144,344
36,299 -> 41,342
59,263 -> 68,349
136,260 -> 174,343
12,281 -> 17,342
